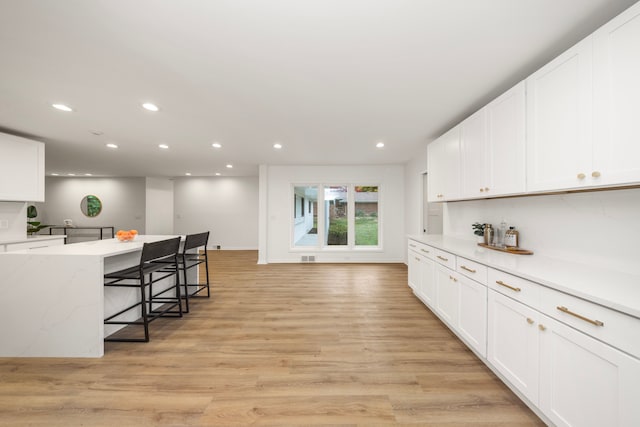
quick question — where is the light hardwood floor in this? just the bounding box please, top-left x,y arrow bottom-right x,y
0,251 -> 545,426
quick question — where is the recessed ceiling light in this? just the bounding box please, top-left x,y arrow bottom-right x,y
226,164 -> 233,169
376,142 -> 385,148
273,143 -> 283,149
84,173 -> 92,176
106,143 -> 118,149
52,103 -> 73,112
68,173 -> 76,176
51,173 -> 59,176
142,102 -> 159,112
215,172 -> 221,176
158,144 -> 169,149
212,142 -> 222,148
185,172 -> 191,176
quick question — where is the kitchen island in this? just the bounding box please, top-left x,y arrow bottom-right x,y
0,235 -> 185,357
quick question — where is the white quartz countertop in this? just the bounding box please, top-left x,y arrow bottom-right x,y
0,235 -> 183,258
408,234 -> 640,319
0,235 -> 66,245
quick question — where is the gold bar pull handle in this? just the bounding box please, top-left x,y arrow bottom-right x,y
460,265 -> 476,273
420,248 -> 430,254
495,280 -> 521,292
557,306 -> 604,327
437,255 -> 448,261
409,244 -> 416,248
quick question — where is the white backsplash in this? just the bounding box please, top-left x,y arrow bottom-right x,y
443,187 -> 640,274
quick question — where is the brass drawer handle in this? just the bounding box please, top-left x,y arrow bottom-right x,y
448,275 -> 457,282
526,318 -> 534,324
437,255 -> 448,261
409,244 -> 416,248
460,265 -> 476,273
557,306 -> 604,327
495,280 -> 521,292
415,257 -> 421,261
420,248 -> 430,253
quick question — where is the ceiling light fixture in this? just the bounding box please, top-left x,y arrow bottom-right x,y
158,144 -> 169,149
51,173 -> 59,176
376,142 -> 385,148
67,173 -> 76,176
142,102 -> 159,112
106,143 -> 118,149
226,164 -> 233,169
212,142 -> 222,148
185,172 -> 191,176
52,103 -> 73,112
273,143 -> 283,149
84,173 -> 92,176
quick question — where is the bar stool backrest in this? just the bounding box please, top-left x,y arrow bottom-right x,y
141,237 -> 181,264
183,232 -> 209,253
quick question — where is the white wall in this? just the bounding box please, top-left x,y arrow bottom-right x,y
145,177 -> 174,234
404,145 -> 429,237
263,165 -> 405,263
173,176 -> 259,250
0,202 -> 27,241
41,177 -> 146,241
443,187 -> 640,274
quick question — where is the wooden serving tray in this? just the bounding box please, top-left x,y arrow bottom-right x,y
477,243 -> 533,255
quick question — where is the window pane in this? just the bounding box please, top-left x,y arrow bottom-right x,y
355,186 -> 378,246
324,185 -> 348,246
293,186 -> 318,247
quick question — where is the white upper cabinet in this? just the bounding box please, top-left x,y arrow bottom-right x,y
526,37 -> 593,192
593,1 -> 640,187
427,126 -> 460,202
485,82 -> 526,196
0,132 -> 45,202
461,82 -> 526,199
460,109 -> 487,199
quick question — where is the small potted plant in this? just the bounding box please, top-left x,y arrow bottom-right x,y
472,222 -> 485,244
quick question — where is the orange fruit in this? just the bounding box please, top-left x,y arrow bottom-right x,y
130,230 -> 138,235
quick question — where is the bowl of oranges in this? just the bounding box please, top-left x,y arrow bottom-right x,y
116,229 -> 138,242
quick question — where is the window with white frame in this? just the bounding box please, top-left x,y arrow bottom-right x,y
292,184 -> 380,249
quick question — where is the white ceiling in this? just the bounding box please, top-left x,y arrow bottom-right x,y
0,0 -> 636,177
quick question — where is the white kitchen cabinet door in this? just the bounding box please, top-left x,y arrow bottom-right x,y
427,126 -> 461,202
486,81 -> 526,196
435,264 -> 459,328
488,290 -> 539,405
408,251 -> 421,292
457,275 -> 487,357
460,109 -> 488,199
526,37 -> 593,192
0,132 -> 45,202
593,1 -> 640,187
539,314 -> 640,427
419,254 -> 436,308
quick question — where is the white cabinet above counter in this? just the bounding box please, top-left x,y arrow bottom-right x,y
0,132 -> 45,202
428,1 -> 640,202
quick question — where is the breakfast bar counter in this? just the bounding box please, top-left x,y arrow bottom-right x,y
0,235 -> 183,357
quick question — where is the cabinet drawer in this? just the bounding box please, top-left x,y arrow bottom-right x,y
434,249 -> 456,270
407,240 -> 435,260
456,257 -> 487,285
4,238 -> 64,251
539,286 -> 640,359
488,268 -> 540,310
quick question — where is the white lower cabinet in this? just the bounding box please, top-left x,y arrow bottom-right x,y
538,314 -> 640,427
435,264 -> 459,327
418,254 -> 436,307
407,238 -> 640,427
458,275 -> 487,357
488,290 -> 540,404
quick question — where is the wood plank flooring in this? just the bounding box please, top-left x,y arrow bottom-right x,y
0,250 -> 545,426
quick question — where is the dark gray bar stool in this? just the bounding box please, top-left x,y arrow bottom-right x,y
104,237 -> 182,342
